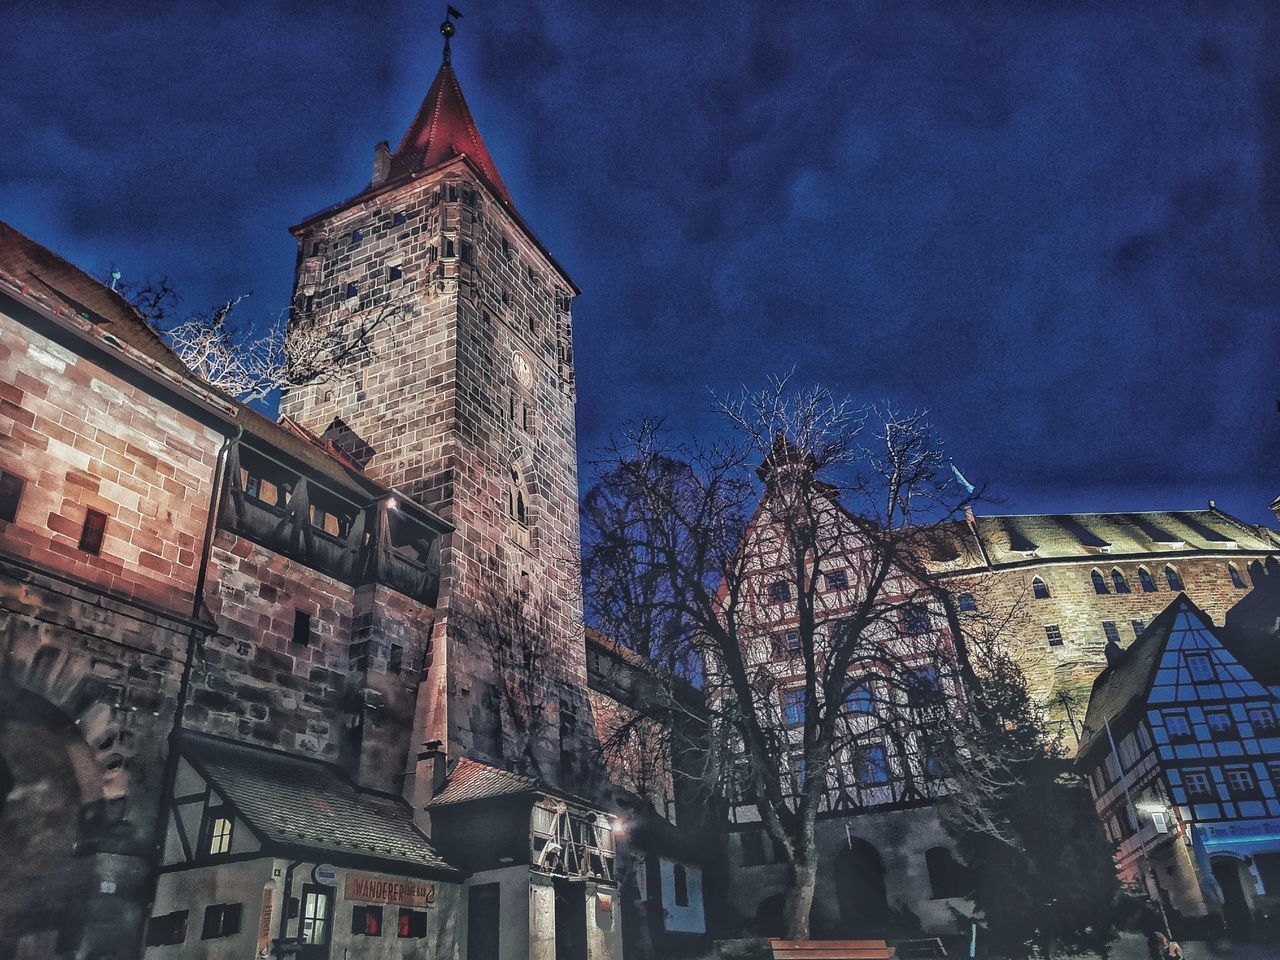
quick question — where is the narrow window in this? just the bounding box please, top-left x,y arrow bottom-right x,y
444,238 -> 456,258
460,240 -> 473,263
1031,576 -> 1050,599
146,911 -> 189,947
825,570 -> 848,590
1045,624 -> 1063,647
501,236 -> 511,259
768,581 -> 791,602
527,264 -> 536,283
345,282 -> 358,299
388,265 -> 403,282
292,610 -> 311,647
528,314 -> 537,335
782,689 -> 805,727
204,807 -> 233,856
501,288 -> 510,305
393,211 -> 407,226
1130,619 -> 1145,638
521,402 -> 531,433
0,470 -> 25,522
1102,621 -> 1120,644
1164,565 -> 1184,591
1138,567 -> 1157,592
957,592 -> 977,612
1229,564 -> 1246,589
78,508 -> 107,555
672,863 -> 689,907
200,903 -> 242,940
1091,570 -> 1108,595
1111,569 -> 1131,594
351,905 -> 383,936
300,887 -> 331,947
350,229 -> 362,248
427,245 -> 438,263
310,241 -> 323,256
304,294 -> 315,312
447,183 -> 458,202
1186,654 -> 1213,682
398,909 -> 428,938
389,644 -> 403,675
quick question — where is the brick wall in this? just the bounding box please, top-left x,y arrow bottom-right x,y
279,161 -> 590,792
0,311 -> 222,615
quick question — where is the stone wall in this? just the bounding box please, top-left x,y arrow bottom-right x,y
945,554 -> 1272,740
279,161 -> 590,792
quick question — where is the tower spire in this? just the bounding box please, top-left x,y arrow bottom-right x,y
440,5 -> 462,65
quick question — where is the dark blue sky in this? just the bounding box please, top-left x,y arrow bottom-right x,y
3,2 -> 1277,523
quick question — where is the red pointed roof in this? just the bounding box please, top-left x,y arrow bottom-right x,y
390,63 -> 513,208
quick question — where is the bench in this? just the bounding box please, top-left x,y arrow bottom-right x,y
767,939 -> 897,960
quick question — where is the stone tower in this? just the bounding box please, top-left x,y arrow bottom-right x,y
279,43 -> 587,795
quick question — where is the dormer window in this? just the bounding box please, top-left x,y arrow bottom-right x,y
202,806 -> 233,857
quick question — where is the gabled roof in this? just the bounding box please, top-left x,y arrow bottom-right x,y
0,219 -> 183,368
180,731 -> 458,875
390,63 -> 513,208
1076,595 -> 1193,761
427,756 -> 540,808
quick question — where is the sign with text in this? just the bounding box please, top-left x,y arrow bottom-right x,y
344,873 -> 436,908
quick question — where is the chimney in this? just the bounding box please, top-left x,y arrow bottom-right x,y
372,140 -> 392,186
1104,639 -> 1124,667
417,740 -> 447,797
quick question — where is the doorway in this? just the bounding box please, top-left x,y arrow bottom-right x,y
297,884 -> 333,960
835,838 -> 890,936
468,883 -> 501,960
1212,857 -> 1254,942
554,879 -> 587,960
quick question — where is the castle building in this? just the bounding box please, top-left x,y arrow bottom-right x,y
0,30 -> 669,960
930,510 -> 1280,745
1076,594 -> 1280,941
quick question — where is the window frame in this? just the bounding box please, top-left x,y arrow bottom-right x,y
1138,567 -> 1157,592
1031,576 -> 1050,600
1091,569 -> 1109,595
200,903 -> 242,941
1044,624 -> 1063,647
0,470 -> 25,523
78,507 -> 107,555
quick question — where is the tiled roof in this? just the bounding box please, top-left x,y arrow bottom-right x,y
427,757 -> 540,808
0,219 -> 183,368
180,732 -> 457,874
936,510 -> 1278,572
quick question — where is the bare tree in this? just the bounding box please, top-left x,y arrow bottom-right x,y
113,275 -> 405,403
582,376 -> 982,939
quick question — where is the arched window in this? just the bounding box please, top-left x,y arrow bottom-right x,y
1228,564 -> 1246,589
507,465 -> 530,549
925,846 -> 970,900
1091,570 -> 1108,595
1164,565 -> 1184,592
1031,576 -> 1050,600
1138,567 -> 1156,593
1111,569 -> 1131,594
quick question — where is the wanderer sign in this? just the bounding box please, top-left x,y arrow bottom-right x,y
344,873 -> 437,908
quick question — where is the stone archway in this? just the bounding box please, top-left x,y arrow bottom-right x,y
834,838 -> 890,936
0,687 -> 99,958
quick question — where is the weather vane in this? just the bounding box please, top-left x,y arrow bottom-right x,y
441,5 -> 463,65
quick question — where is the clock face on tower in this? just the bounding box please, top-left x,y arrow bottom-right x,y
512,352 -> 533,389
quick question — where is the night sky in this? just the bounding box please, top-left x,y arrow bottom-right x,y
3,2 -> 1277,523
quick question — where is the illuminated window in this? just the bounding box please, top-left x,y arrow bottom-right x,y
1138,567 -> 1157,592
351,905 -> 382,937
300,888 -> 330,946
1031,576 -> 1050,599
398,909 -> 428,938
1091,570 -> 1108,595
1111,569 -> 1131,593
1164,565 -> 1184,591
78,508 -> 107,555
205,809 -> 233,856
